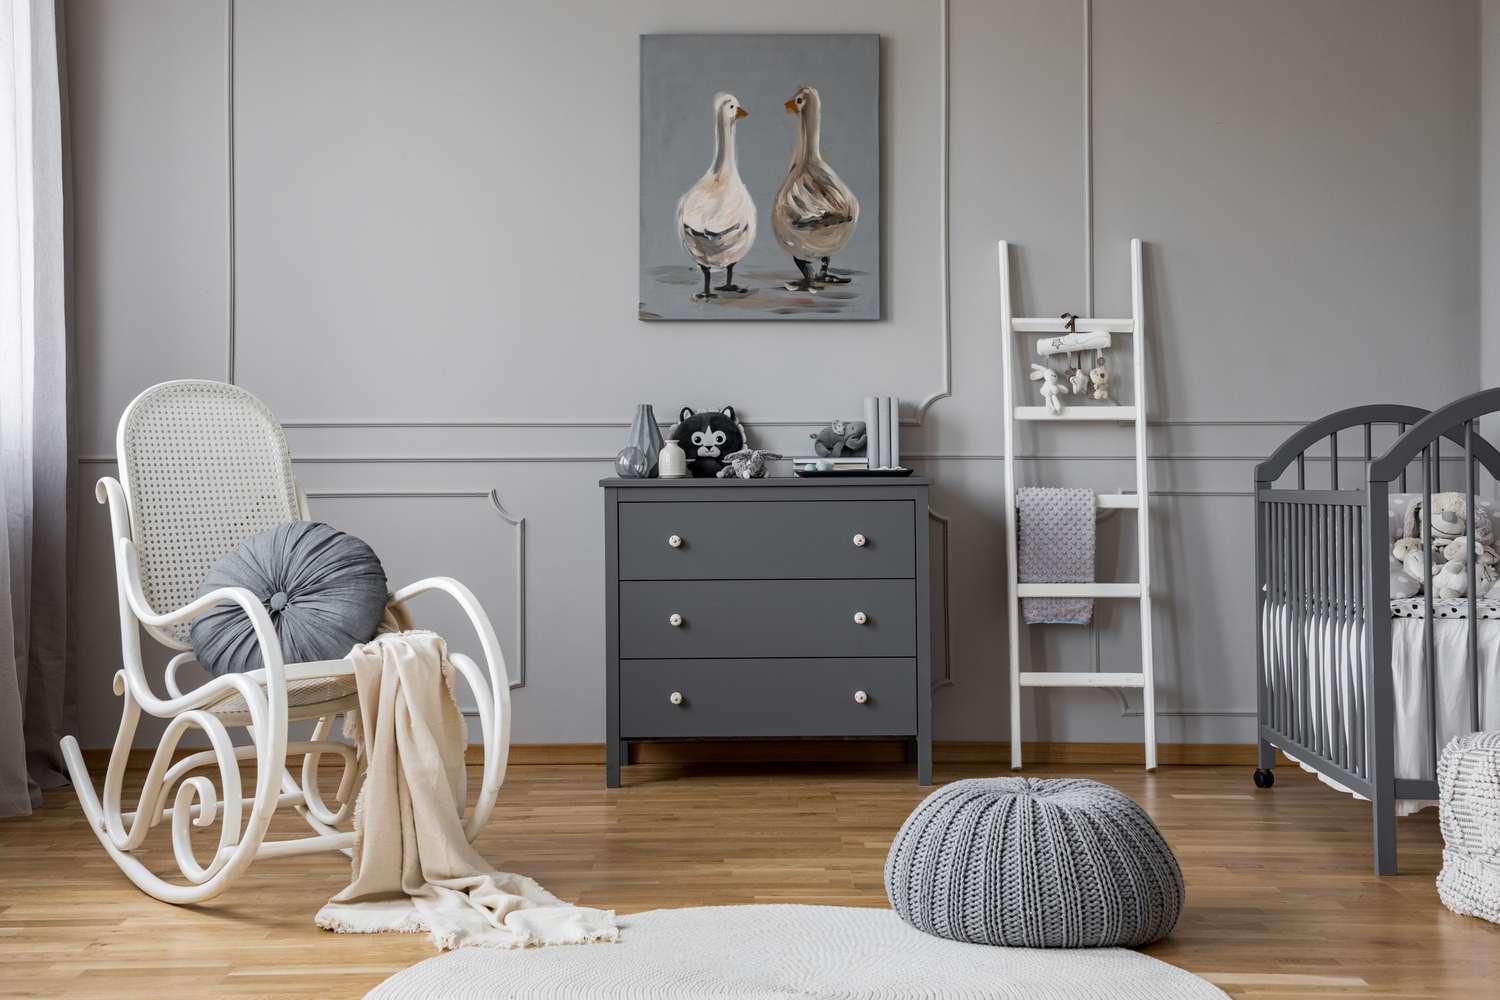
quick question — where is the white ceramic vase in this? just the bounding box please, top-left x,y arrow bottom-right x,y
658,439 -> 688,479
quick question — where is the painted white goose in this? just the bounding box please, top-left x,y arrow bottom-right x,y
773,84 -> 859,292
675,92 -> 755,301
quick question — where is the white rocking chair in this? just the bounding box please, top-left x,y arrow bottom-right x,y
60,380 -> 511,903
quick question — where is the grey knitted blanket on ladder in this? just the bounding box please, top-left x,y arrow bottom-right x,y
1017,487 -> 1095,625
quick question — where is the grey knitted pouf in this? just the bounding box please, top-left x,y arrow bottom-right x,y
884,777 -> 1184,948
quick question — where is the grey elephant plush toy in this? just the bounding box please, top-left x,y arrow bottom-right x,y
716,449 -> 783,479
809,419 -> 868,458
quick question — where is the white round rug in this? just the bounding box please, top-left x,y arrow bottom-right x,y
367,904 -> 1228,999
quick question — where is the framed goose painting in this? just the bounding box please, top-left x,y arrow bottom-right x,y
638,33 -> 881,321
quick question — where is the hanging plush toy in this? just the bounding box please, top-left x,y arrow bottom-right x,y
1029,363 -> 1069,415
1067,353 -> 1090,396
1089,353 -> 1111,401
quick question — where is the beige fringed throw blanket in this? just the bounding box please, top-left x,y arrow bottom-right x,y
316,629 -> 618,949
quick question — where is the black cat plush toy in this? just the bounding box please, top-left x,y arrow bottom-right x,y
670,406 -> 746,478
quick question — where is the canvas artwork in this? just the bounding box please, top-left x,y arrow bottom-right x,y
639,33 -> 881,321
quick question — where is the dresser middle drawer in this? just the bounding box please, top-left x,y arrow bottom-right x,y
618,579 -> 916,659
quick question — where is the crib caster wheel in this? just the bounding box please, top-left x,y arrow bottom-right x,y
1253,768 -> 1275,789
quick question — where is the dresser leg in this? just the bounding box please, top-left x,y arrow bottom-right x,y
917,738 -> 932,786
607,739 -> 622,788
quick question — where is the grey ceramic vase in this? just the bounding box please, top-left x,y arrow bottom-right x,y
625,404 -> 666,478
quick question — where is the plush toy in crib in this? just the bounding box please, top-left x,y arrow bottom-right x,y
1393,504 -> 1500,598
1029,364 -> 1069,415
1432,535 -> 1500,599
1404,493 -> 1493,545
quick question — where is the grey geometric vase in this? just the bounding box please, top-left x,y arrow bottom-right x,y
626,404 -> 666,478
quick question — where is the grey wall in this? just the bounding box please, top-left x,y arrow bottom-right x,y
66,0 -> 1482,749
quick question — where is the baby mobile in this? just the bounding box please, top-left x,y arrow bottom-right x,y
1031,312 -> 1111,414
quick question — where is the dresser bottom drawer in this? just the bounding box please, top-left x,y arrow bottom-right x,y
619,658 -> 916,738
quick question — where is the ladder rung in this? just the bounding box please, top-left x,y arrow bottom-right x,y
1016,583 -> 1142,598
1014,406 -> 1138,422
1018,671 -> 1145,688
1011,317 -> 1134,334
1097,493 -> 1139,509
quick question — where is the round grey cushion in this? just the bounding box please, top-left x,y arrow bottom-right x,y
884,777 -> 1184,948
191,521 -> 388,676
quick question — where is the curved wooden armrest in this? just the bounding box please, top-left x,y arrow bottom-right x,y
390,576 -> 511,837
389,576 -> 510,696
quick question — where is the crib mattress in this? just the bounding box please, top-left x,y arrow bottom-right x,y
1262,599 -> 1500,813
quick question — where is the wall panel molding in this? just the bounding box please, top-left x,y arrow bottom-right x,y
224,0 -> 236,384
304,488 -> 527,691
76,451 -> 1428,466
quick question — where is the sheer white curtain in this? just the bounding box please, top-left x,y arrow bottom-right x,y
1,0 -> 72,818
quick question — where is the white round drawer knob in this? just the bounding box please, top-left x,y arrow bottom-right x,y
668,613 -> 684,627
668,534 -> 683,548
669,691 -> 684,706
852,533 -> 867,547
853,611 -> 868,625
854,690 -> 869,705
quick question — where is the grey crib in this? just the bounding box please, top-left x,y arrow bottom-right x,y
1254,393 -> 1500,875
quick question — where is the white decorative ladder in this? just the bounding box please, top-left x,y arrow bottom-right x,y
998,238 -> 1157,771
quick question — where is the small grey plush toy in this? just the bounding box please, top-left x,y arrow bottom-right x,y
809,419 -> 868,458
716,449 -> 783,479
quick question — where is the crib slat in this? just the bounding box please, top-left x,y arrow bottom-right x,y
1467,421 -> 1480,734
1349,502 -> 1360,771
1356,502 -> 1367,779
1330,434 -> 1339,491
1399,423 -> 1408,492
1321,501 -> 1333,758
1302,501 -> 1312,747
1344,503 -> 1356,773
1314,502 -> 1325,757
1290,503 -> 1302,746
1423,447 -> 1437,773
1290,501 -> 1300,747
1269,500 -> 1279,736
1279,501 -> 1289,736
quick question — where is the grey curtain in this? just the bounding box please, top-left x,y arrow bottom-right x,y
1,0 -> 74,819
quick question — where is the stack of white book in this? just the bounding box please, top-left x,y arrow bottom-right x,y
863,395 -> 902,469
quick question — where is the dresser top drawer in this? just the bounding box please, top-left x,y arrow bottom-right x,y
616,499 -> 915,580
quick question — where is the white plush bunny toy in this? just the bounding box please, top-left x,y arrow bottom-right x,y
1030,363 -> 1069,415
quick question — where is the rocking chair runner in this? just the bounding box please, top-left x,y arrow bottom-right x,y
60,380 -> 512,903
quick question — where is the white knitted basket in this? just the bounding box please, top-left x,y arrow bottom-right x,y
1437,732 -> 1500,924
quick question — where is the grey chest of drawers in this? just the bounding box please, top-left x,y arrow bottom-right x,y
601,476 -> 932,787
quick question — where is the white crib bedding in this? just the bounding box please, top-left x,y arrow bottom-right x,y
1262,600 -> 1500,814
1390,597 -> 1500,619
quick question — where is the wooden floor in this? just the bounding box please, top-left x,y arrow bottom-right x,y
2,759 -> 1496,999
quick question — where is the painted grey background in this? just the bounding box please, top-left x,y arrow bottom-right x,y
64,0 -> 1483,751
639,33 -> 880,321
